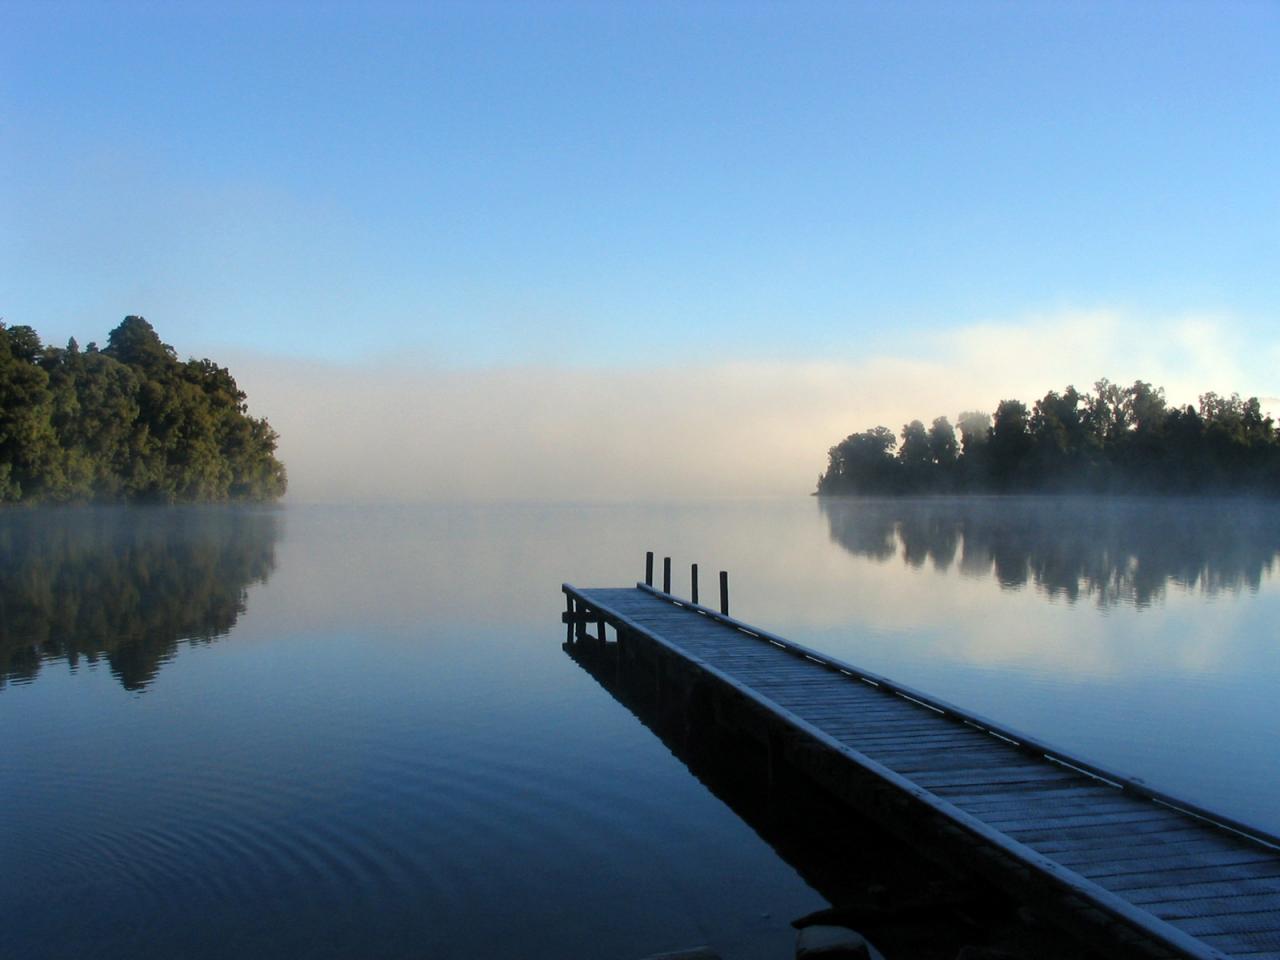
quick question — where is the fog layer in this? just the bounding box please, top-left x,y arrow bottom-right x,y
229,311 -> 1270,501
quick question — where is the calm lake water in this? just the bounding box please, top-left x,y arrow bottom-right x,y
2,497 -> 1278,959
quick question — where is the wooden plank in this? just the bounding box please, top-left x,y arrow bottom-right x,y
1167,910 -> 1280,936
989,808 -> 1181,833
816,703 -> 965,722
786,692 -> 946,712
950,790 -> 1124,815
792,706 -> 951,727
962,798 -> 1172,819
1147,892 -> 1280,919
845,733 -> 1001,753
1024,826 -> 1227,857
1198,936 -> 1280,957
934,781 -> 1112,803
788,719 -> 945,737
1099,861 -> 1280,892
954,792 -> 1138,816
961,797 -> 1164,823
1056,840 -> 1272,871
858,750 -> 1043,776
1009,818 -> 1204,846
907,765 -> 1084,790
866,749 -> 1063,776
829,721 -> 977,742
1079,851 -> 1276,885
815,714 -> 978,733
1124,877 -> 1280,905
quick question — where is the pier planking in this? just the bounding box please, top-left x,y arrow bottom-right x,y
562,579 -> 1280,960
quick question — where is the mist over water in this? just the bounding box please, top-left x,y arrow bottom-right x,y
2,497 -> 1278,958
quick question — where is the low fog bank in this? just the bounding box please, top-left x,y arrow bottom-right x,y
228,310 -> 1271,502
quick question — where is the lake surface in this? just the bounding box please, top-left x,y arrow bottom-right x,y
2,497 -> 1278,959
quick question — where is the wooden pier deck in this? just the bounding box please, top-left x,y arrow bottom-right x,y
562,578 -> 1280,960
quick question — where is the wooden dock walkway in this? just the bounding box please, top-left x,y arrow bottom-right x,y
562,572 -> 1280,960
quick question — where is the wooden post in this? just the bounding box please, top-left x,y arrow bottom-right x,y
663,556 -> 671,594
645,551 -> 654,587
691,563 -> 699,605
719,571 -> 729,615
565,595 -> 575,644
598,613 -> 607,644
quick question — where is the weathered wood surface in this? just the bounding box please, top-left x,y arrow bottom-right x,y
563,583 -> 1280,960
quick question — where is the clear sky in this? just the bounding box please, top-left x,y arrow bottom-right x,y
3,2 -> 1278,498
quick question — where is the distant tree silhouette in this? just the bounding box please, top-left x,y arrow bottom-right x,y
928,416 -> 957,469
897,420 -> 932,490
822,426 -> 898,493
817,380 -> 1280,496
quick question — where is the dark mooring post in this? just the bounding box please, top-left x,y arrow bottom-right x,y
645,551 -> 654,587
690,563 -> 699,604
719,571 -> 729,616
663,556 -> 671,594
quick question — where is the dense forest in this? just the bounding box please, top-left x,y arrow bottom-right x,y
0,316 -> 286,503
817,380 -> 1280,496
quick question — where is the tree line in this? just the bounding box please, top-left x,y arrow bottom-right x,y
817,380 -> 1279,495
0,316 -> 286,503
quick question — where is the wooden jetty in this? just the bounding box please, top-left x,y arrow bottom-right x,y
562,557 -> 1280,960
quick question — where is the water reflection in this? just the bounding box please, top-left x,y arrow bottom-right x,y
0,507 -> 280,690
820,497 -> 1280,607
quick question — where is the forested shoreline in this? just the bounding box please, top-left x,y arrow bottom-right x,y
0,317 -> 286,504
818,380 -> 1280,496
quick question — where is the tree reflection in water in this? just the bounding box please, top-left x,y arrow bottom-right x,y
820,496 -> 1280,607
0,507 -> 280,690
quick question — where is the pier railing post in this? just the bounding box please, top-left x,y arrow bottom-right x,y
645,552 -> 653,587
691,563 -> 699,605
663,557 -> 671,594
719,571 -> 729,615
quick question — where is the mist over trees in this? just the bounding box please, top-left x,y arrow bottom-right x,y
818,380 -> 1280,496
0,317 -> 286,503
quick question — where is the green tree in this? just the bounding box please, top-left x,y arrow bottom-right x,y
820,426 -> 898,493
956,410 -> 991,457
928,416 -> 958,467
988,400 -> 1033,489
0,325 -> 63,501
0,317 -> 286,504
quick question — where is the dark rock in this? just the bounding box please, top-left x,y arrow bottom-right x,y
795,924 -> 886,959
955,947 -> 1019,960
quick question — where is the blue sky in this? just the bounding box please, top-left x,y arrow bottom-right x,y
4,1 -> 1277,369
4,2 -> 1279,499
